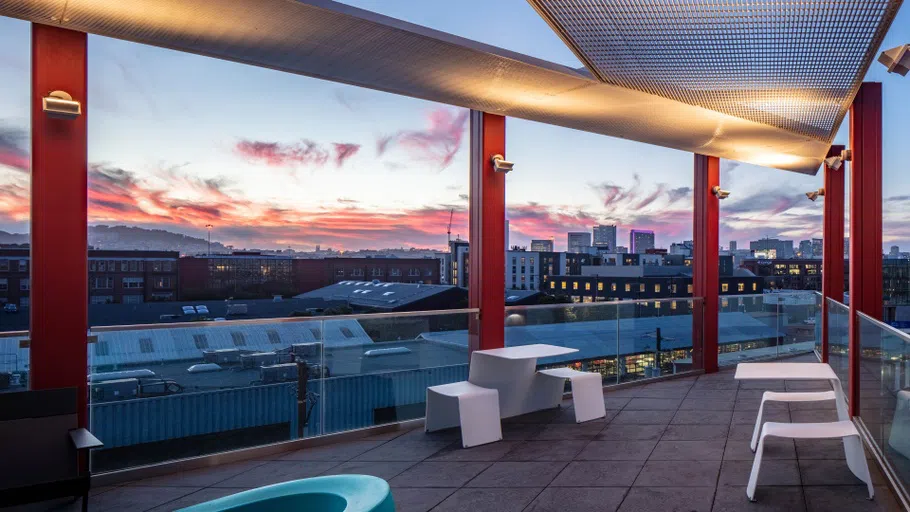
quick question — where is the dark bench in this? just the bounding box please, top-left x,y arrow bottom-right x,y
0,388 -> 103,511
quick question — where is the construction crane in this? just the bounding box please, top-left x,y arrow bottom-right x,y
447,209 -> 454,246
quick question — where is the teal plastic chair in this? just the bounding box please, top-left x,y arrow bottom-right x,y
177,475 -> 395,512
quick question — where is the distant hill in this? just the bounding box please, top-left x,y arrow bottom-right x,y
88,225 -> 229,254
0,231 -> 28,245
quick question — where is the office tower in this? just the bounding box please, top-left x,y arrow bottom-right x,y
630,229 -> 655,254
729,241 -> 737,251
567,232 -> 592,253
593,224 -> 617,250
530,239 -> 554,252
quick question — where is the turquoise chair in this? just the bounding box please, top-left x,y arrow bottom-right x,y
177,475 -> 395,512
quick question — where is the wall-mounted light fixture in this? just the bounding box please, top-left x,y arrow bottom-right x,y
712,186 -> 730,200
491,154 -> 514,173
823,149 -> 852,170
879,44 -> 910,76
806,188 -> 825,202
42,90 -> 81,119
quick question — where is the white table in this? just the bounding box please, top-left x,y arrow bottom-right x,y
469,344 -> 579,418
734,362 -> 848,421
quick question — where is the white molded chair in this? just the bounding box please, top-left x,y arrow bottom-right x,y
750,390 -> 836,451
748,421 -> 873,502
537,368 -> 607,423
425,381 -> 502,448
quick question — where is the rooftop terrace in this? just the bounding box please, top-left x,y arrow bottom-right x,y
21,355 -> 899,512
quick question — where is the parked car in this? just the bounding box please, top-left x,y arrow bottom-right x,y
181,305 -> 197,315
3,304 -> 18,314
195,305 -> 210,315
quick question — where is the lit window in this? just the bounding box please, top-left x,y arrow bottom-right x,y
752,283 -> 757,291
598,283 -> 604,291
625,284 -> 631,292
550,281 -> 556,289
611,283 -> 617,291
585,282 -> 591,291
722,283 -> 729,292
738,283 -> 745,292
655,301 -> 661,309
639,284 -> 645,292
573,282 -> 579,290
687,284 -> 693,294
722,299 -> 729,307
561,282 -> 567,290
671,301 -> 677,310
655,284 -> 661,293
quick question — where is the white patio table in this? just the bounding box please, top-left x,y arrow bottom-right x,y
469,344 -> 579,418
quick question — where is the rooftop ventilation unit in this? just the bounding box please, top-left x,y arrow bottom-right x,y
187,363 -> 223,374
291,342 -> 323,360
203,348 -> 242,364
260,363 -> 298,383
241,351 -> 280,369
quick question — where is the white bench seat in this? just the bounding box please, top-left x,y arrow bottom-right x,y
538,368 -> 606,423
425,381 -> 502,448
749,420 -> 873,501
751,390 -> 836,451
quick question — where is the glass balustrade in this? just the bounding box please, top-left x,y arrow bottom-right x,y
504,298 -> 704,386
86,309 -> 476,472
0,330 -> 29,392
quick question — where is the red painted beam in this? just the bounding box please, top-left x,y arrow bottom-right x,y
821,145 -> 845,364
693,154 -> 720,373
468,111 -> 506,353
30,25 -> 89,426
848,82 -> 883,417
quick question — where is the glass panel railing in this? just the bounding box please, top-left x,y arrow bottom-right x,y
856,312 -> 910,494
86,309 -> 476,473
718,291 -> 820,366
827,298 -> 850,392
0,330 -> 29,392
504,298 -> 704,386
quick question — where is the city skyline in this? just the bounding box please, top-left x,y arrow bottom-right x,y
1,2 -> 910,252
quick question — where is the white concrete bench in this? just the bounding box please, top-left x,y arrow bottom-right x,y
425,381 -> 502,448
749,420 -> 873,502
750,390 -> 837,451
537,368 -> 607,423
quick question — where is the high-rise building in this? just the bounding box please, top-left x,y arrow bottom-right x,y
749,237 -> 795,259
811,238 -> 823,258
729,241 -> 737,251
592,225 -> 617,250
798,240 -> 813,258
629,229 -> 655,254
530,239 -> 554,252
567,232 -> 592,253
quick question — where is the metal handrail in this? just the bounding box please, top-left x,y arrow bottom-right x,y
0,330 -> 29,338
504,296 -> 703,312
856,310 -> 910,344
89,307 -> 480,333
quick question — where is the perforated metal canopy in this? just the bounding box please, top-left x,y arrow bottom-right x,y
0,0 -> 901,174
529,0 -> 902,143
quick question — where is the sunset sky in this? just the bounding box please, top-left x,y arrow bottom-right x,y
1,1 -> 910,252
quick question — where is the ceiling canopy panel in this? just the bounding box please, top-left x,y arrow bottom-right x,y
0,0 -> 900,174
528,0 -> 902,142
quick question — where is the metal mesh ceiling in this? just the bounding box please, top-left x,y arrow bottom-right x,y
529,0 -> 902,142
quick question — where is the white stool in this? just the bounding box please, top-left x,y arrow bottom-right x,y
751,390 -> 836,451
749,421 -> 873,502
537,368 -> 606,423
425,381 -> 502,448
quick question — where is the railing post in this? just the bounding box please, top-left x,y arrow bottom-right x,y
468,111 -> 506,354
848,82 -> 883,417
821,145 -> 845,364
29,24 -> 89,427
693,154 -> 719,373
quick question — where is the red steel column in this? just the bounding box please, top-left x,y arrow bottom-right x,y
848,82 -> 883,416
693,154 -> 720,373
821,145 -> 845,364
30,25 -> 89,425
468,111 -> 506,353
